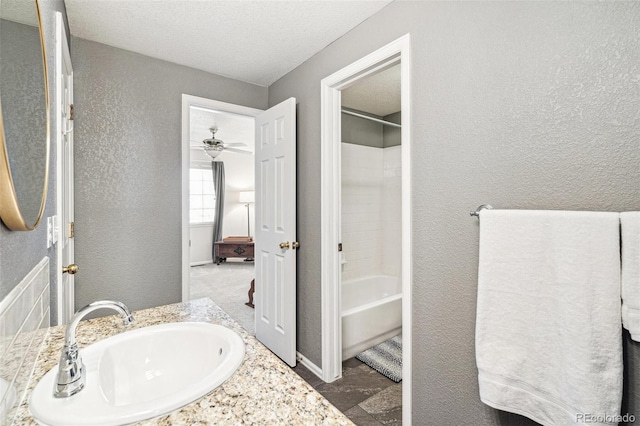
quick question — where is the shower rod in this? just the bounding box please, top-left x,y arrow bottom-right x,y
341,109 -> 402,128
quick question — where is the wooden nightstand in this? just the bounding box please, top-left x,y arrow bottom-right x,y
214,241 -> 254,264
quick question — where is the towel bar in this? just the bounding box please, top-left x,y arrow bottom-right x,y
470,204 -> 493,218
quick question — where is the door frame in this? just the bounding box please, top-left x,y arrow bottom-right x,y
180,95 -> 262,302
55,11 -> 74,325
320,34 -> 412,422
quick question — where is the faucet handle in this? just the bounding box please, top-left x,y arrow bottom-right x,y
54,344 -> 85,398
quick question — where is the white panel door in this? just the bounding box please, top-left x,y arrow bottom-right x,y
56,14 -> 75,324
254,98 -> 297,366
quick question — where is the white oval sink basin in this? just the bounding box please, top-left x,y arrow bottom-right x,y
30,322 -> 245,426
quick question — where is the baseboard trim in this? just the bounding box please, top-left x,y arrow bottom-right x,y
190,260 -> 213,267
296,351 -> 324,382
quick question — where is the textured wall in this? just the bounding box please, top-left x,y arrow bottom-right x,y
71,38 -> 267,313
268,1 -> 640,423
0,1 -> 69,324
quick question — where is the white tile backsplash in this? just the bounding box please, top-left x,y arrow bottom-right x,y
0,257 -> 50,425
341,143 -> 402,282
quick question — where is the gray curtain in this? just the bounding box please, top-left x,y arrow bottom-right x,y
211,161 -> 225,261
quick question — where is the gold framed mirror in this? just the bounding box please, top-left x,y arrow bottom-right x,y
0,0 -> 50,231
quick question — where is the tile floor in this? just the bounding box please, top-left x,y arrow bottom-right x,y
191,261 -> 402,425
293,358 -> 402,425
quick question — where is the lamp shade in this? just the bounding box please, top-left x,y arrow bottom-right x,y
239,191 -> 255,203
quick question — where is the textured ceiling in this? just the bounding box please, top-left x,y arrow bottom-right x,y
342,63 -> 401,116
65,0 -> 392,87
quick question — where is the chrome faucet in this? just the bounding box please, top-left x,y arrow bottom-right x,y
54,300 -> 134,398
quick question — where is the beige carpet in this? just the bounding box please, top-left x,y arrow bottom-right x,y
189,260 -> 255,335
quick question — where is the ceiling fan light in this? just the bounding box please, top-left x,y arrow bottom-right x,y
204,144 -> 224,159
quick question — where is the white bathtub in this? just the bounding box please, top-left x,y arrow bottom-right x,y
341,275 -> 402,360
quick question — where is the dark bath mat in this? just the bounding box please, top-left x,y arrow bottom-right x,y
355,334 -> 402,382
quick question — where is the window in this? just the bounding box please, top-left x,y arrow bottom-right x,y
190,168 -> 216,224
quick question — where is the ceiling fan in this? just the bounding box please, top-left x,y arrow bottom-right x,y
194,126 -> 253,159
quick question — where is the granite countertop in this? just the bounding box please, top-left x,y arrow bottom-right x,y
15,298 -> 354,425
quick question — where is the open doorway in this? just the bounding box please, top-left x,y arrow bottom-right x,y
320,35 -> 411,423
340,63 -> 402,362
181,95 -> 262,335
182,95 -> 299,366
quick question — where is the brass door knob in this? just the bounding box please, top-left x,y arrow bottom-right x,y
62,263 -> 79,274
279,241 -> 290,250
292,241 -> 300,250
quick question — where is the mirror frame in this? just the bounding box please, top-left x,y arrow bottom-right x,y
0,0 -> 50,231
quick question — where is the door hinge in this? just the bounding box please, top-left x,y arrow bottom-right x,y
69,222 -> 75,239
338,243 -> 342,252
69,104 -> 74,121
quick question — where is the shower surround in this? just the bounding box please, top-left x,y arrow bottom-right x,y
341,142 -> 401,281
341,142 -> 402,358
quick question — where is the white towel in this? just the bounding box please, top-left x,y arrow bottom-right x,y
621,212 -> 640,341
476,210 -> 622,426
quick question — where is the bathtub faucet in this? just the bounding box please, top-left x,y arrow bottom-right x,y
54,300 -> 134,398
